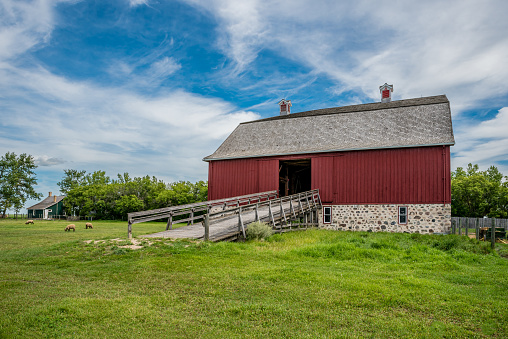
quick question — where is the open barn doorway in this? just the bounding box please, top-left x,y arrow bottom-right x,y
279,159 -> 311,197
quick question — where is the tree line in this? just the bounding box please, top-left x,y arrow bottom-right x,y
3,152 -> 508,220
451,164 -> 508,218
58,169 -> 207,220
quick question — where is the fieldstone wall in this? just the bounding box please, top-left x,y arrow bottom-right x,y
318,204 -> 451,234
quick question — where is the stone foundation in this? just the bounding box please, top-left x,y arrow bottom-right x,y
318,204 -> 451,234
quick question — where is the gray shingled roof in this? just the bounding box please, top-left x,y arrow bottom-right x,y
27,195 -> 65,210
204,95 -> 455,161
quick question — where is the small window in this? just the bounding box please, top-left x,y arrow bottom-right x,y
323,206 -> 332,224
398,206 -> 408,224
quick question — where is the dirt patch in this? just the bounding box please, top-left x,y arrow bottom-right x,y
83,238 -> 152,250
83,238 -> 201,251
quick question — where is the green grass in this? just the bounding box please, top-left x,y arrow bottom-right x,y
1,219 -> 507,338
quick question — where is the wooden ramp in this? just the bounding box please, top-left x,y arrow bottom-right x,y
128,190 -> 322,241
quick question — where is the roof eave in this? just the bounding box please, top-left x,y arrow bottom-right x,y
203,142 -> 455,162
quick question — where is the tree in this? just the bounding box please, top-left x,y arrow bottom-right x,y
57,169 -> 87,195
114,195 -> 144,219
0,152 -> 42,216
451,164 -> 508,218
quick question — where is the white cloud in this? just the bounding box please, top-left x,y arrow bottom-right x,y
128,0 -> 150,7
0,63 -> 259,179
183,0 -> 508,112
0,0 -> 64,60
452,107 -> 508,173
148,57 -> 181,78
34,156 -> 66,166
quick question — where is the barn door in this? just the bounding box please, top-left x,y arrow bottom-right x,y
279,159 -> 311,196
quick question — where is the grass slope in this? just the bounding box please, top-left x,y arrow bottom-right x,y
0,219 -> 507,338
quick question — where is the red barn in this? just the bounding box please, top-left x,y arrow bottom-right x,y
204,92 -> 455,234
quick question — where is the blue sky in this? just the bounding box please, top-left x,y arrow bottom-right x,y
1,0 -> 508,210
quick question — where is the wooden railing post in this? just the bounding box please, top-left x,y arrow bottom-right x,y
268,200 -> 275,226
280,198 -> 287,226
128,221 -> 132,239
491,218 -> 496,249
290,199 -> 296,219
238,206 -> 246,238
204,213 -> 209,241
166,213 -> 173,231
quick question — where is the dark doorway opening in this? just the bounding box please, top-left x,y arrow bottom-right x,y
279,159 -> 311,197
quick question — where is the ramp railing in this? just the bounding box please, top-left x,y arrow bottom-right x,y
204,189 -> 322,241
127,190 -> 277,238
128,189 -> 322,241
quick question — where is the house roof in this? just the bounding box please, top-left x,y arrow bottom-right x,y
27,195 -> 65,210
204,95 -> 455,161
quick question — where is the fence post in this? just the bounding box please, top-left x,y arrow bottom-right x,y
268,201 -> 275,227
128,221 -> 132,239
166,213 -> 173,231
475,218 -> 479,240
238,206 -> 246,238
465,219 -> 468,237
458,219 -> 462,236
491,218 -> 496,249
204,213 -> 209,241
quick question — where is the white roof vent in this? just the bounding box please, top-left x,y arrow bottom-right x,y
278,99 -> 291,115
379,83 -> 393,103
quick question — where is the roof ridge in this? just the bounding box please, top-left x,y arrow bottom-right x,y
241,95 -> 449,125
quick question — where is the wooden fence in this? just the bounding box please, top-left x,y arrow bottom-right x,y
450,217 -> 507,248
451,217 -> 508,231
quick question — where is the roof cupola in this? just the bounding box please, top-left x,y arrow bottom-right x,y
379,83 -> 393,103
278,99 -> 291,115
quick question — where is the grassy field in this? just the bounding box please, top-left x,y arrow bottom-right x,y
0,219 -> 507,338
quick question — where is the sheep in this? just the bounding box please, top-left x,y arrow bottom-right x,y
65,224 -> 76,232
25,220 -> 34,224
85,222 -> 93,229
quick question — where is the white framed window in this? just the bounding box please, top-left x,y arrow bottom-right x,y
398,206 -> 408,224
323,206 -> 332,224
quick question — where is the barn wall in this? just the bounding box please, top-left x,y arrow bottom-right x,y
313,146 -> 451,204
207,145 -> 451,204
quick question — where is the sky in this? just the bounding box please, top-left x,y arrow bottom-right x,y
1,0 -> 508,211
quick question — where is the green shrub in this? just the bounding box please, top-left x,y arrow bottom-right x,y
246,221 -> 273,240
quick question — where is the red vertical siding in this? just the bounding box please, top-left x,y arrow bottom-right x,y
207,159 -> 259,200
207,146 -> 451,204
258,159 -> 279,193
207,158 -> 279,200
311,157 -> 334,203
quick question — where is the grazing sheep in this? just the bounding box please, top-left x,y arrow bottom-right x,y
85,222 -> 93,229
25,220 -> 34,224
65,224 -> 76,232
